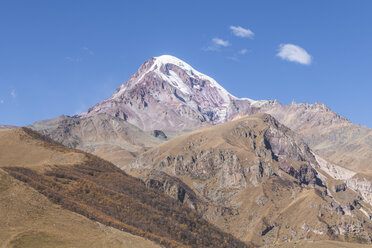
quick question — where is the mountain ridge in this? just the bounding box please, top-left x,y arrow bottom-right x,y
130,113 -> 372,246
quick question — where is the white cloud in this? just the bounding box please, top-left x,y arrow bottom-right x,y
277,44 -> 312,65
10,89 -> 16,98
239,48 -> 249,55
212,38 -> 230,47
204,38 -> 231,51
230,26 -> 254,39
0,100 -> 4,104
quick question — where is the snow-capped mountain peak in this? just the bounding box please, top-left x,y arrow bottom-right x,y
81,55 -> 255,131
113,55 -> 235,102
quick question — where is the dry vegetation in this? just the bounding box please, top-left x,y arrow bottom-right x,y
1,128 -> 250,248
0,169 -> 161,248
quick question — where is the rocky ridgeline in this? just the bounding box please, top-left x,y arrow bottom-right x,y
315,154 -> 372,211
141,170 -> 207,213
131,114 -> 372,245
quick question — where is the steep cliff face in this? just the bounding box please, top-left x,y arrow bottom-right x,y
256,101 -> 372,174
130,114 -> 372,246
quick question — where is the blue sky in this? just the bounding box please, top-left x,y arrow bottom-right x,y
1,0 -> 371,127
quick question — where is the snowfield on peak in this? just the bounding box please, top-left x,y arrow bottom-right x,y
80,55 -> 255,131
112,55 -> 235,102
155,55 -> 231,93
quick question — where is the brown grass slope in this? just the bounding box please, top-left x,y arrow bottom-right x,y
0,169 -> 160,248
0,127 -> 250,248
131,114 -> 372,247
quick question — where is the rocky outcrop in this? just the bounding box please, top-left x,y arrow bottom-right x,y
314,154 -> 372,206
262,114 -> 317,164
261,101 -> 372,174
279,163 -> 320,187
151,130 -> 167,140
333,183 -> 347,192
314,155 -> 356,180
141,171 -> 206,213
346,176 -> 372,207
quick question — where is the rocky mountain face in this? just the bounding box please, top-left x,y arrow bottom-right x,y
249,101 -> 372,209
29,114 -> 163,167
79,55 -> 255,132
252,100 -> 372,174
130,114 -> 372,247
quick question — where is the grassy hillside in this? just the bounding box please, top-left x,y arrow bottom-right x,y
0,127 -> 249,248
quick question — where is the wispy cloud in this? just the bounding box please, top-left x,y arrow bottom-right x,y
212,38 -> 230,47
204,38 -> 231,51
10,89 -> 16,98
230,26 -> 254,39
227,48 -> 250,61
277,44 -> 312,65
239,48 -> 249,55
0,99 -> 4,104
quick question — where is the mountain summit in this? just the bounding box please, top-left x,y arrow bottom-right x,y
80,55 -> 255,132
